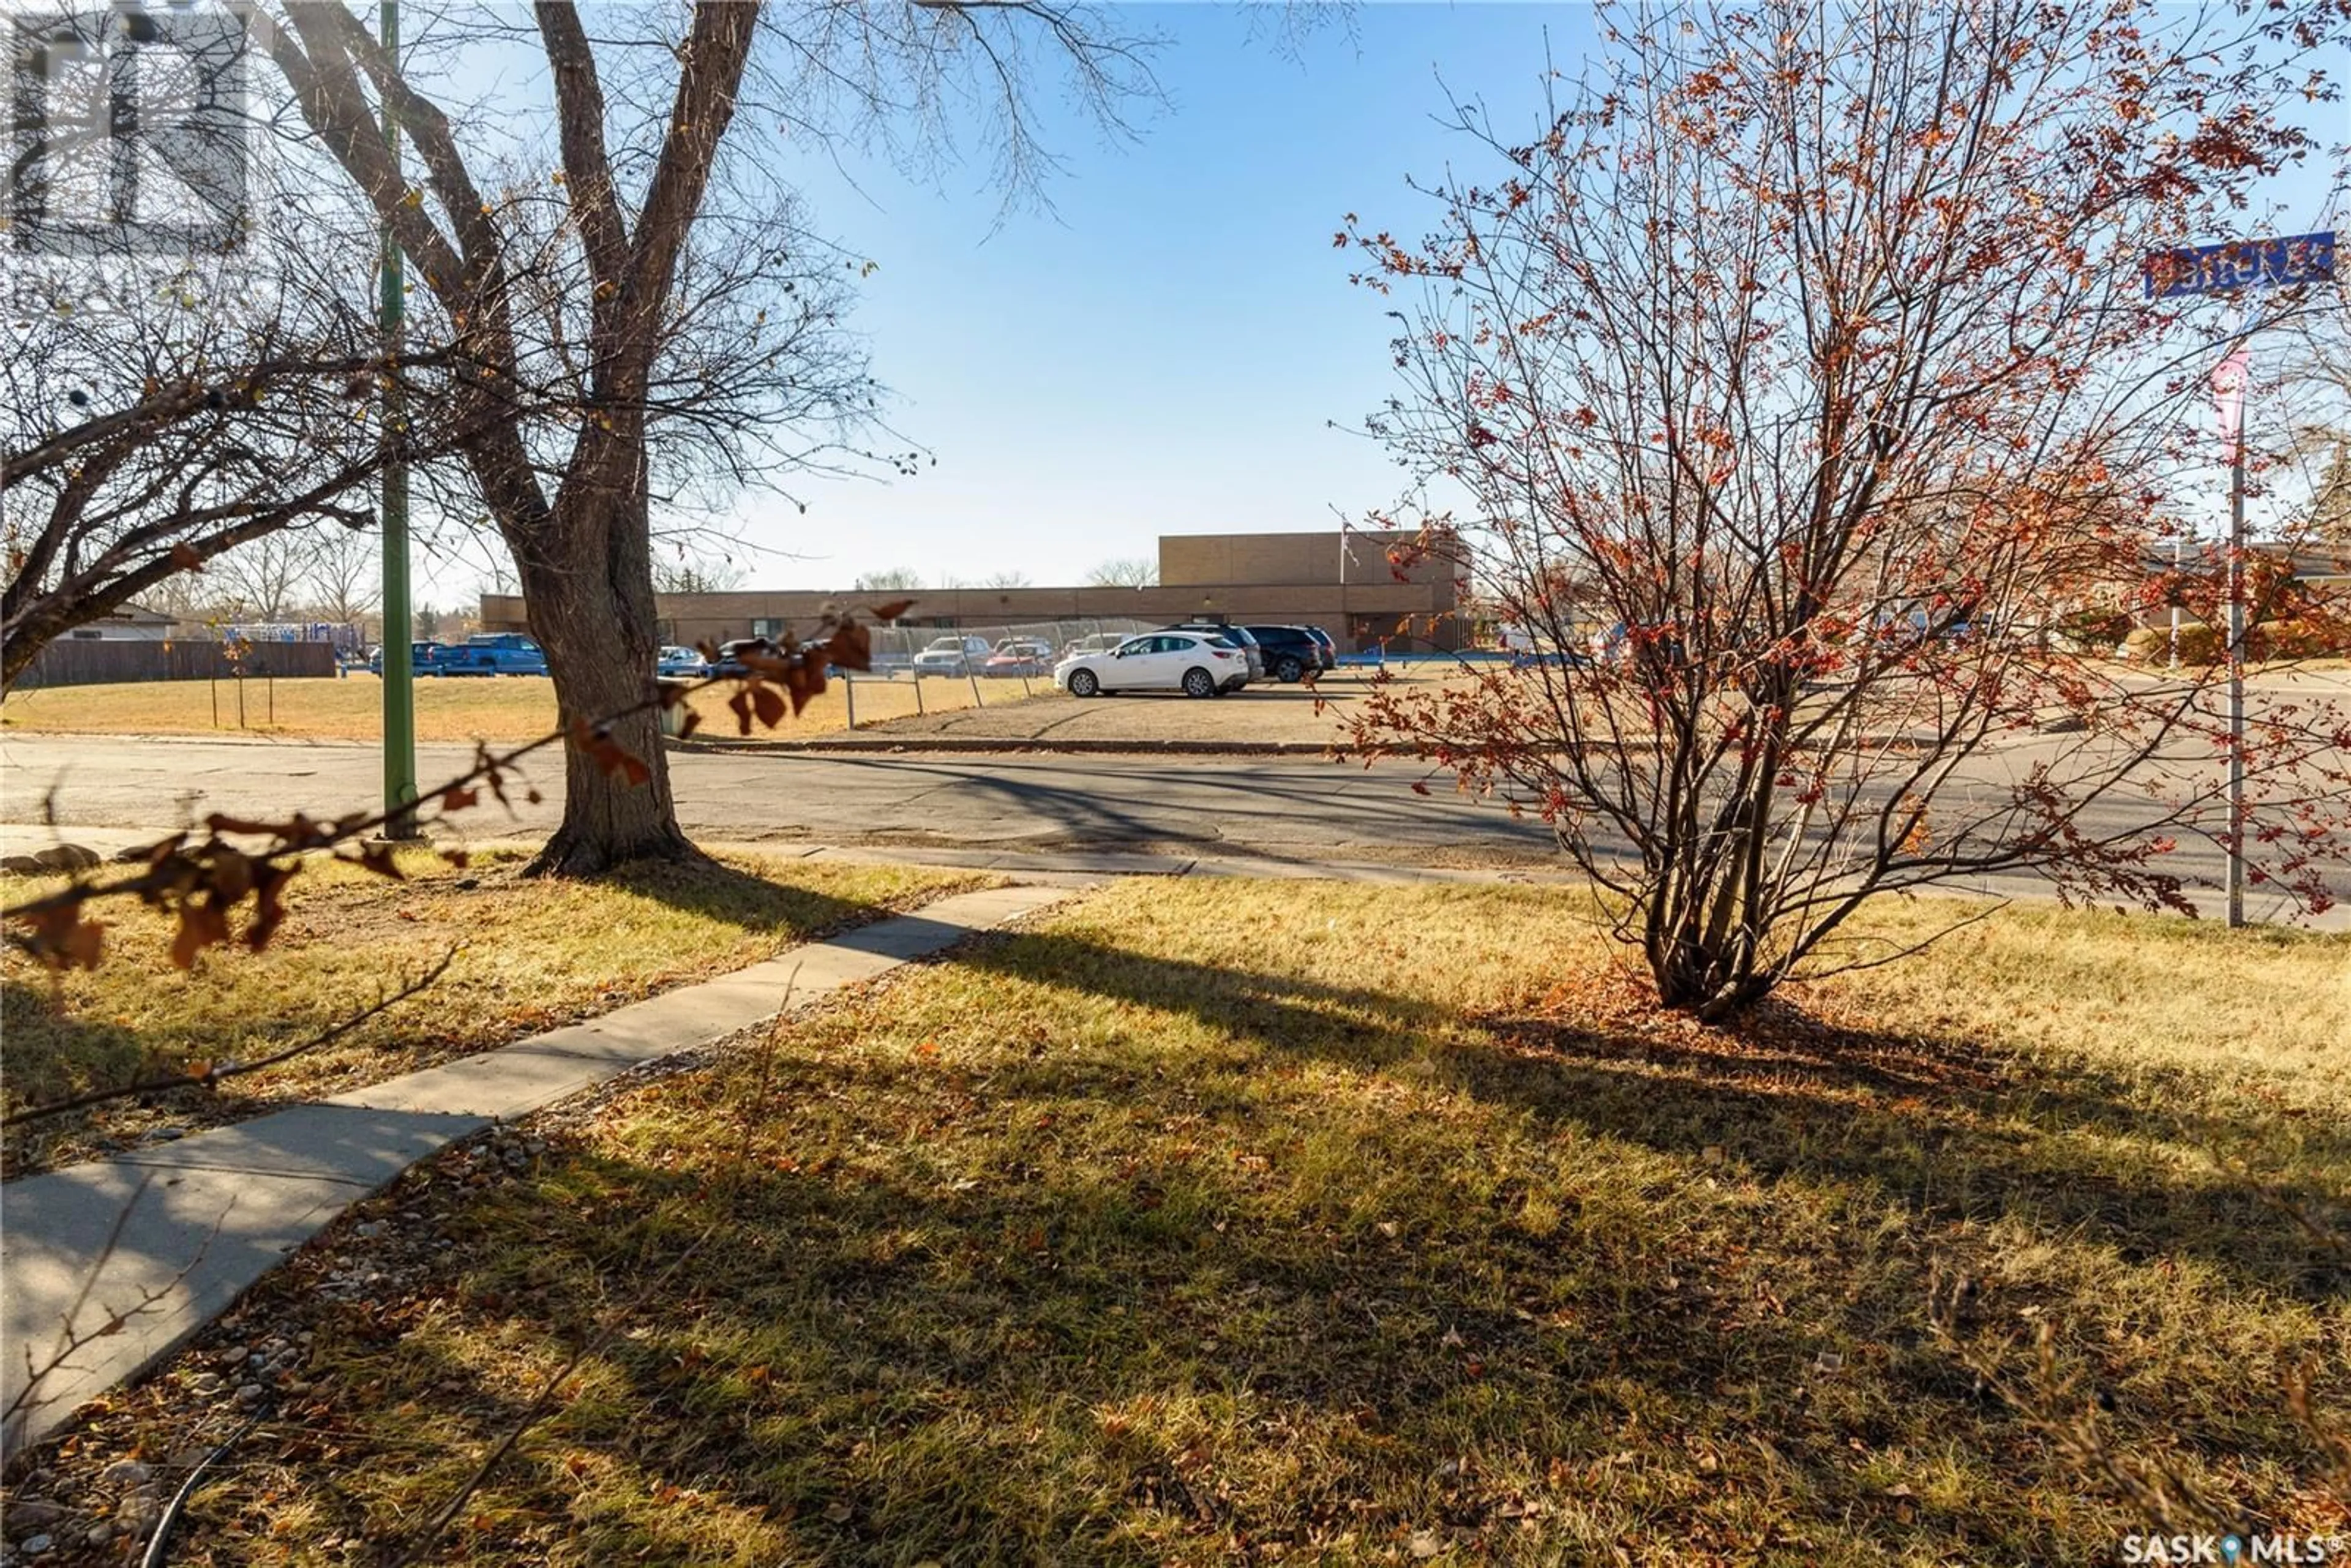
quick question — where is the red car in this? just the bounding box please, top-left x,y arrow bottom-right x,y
983,638 -> 1056,677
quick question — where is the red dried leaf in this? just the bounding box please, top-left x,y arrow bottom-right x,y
209,848 -> 254,902
441,786 -> 479,811
171,901 -> 230,969
783,662 -> 826,715
825,619 -> 872,673
866,599 -> 916,622
60,917 -> 104,969
571,720 -> 652,786
751,684 -> 786,729
17,904 -> 106,970
246,863 -> 296,951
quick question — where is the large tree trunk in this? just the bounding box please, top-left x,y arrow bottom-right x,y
512,463 -> 699,877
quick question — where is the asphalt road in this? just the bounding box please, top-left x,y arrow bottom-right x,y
2,732 -> 2344,927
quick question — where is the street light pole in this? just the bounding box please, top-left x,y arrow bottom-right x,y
378,0 -> 418,838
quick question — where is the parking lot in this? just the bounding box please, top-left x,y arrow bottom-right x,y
810,662 -> 1426,745
0,659 -> 1445,749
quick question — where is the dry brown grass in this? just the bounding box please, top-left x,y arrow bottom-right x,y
0,673 -> 1041,745
826,666 -> 1457,746
0,849 -> 995,1175
25,882 -> 2346,1565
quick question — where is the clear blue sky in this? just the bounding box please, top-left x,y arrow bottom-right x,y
653,4 -> 1598,596
408,4 -> 2344,606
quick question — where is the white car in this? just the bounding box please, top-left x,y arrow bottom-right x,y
1055,631 -> 1250,699
912,635 -> 992,677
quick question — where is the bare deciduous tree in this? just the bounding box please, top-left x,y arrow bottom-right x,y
262,0 -> 1158,874
651,552 -> 746,595
1344,0 -> 2351,1017
1085,557 -> 1157,587
301,522 -> 380,626
2,200 -> 407,681
206,527 -> 315,621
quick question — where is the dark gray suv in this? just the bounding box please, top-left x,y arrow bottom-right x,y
1242,625 -> 1332,683
1162,621 -> 1264,681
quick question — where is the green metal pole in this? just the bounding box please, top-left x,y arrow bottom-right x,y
378,0 -> 418,838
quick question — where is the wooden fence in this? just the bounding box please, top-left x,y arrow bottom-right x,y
9,639 -> 341,689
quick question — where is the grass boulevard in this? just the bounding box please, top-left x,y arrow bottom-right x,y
3,875 -> 2342,1564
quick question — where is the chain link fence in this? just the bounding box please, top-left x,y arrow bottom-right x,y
801,620 -> 1155,728
669,617 -> 1292,733
852,619 -> 1159,677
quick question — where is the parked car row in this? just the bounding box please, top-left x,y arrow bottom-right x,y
365,634 -> 549,677
661,623 -> 1340,696
643,623 -> 1341,697
1052,622 -> 1337,699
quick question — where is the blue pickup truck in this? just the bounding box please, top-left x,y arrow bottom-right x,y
440,634 -> 550,677
368,642 -> 449,677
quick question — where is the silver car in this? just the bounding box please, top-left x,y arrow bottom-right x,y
912,635 -> 992,676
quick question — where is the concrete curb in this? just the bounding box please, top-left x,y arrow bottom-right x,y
666,736 -> 1343,757
0,883 -> 1077,1458
796,843 -> 1577,885
661,733 -> 1939,759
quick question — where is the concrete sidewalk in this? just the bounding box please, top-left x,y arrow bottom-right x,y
0,882 -> 1074,1458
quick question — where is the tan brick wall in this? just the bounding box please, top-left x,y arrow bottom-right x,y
479,535 -> 1473,653
1158,531 -> 1457,593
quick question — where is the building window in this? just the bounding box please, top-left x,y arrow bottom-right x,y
750,618 -> 782,638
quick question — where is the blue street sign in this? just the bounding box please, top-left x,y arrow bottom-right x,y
2144,231 -> 2334,298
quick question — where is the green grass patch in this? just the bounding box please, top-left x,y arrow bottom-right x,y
35,882 -> 2351,1564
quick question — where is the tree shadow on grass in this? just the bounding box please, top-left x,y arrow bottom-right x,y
191,1090 -> 2333,1566
110,923 -> 2349,1566
951,929 -> 2350,1299
182,1139 -> 1864,1564
596,854 -> 885,938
